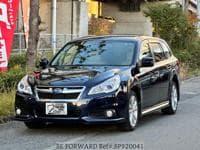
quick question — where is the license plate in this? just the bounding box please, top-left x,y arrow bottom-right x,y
45,103 -> 67,115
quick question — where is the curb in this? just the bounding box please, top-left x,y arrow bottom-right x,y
0,116 -> 13,124
181,76 -> 200,83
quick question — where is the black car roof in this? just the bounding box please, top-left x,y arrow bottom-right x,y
69,35 -> 162,43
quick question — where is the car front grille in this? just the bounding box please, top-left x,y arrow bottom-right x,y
37,92 -> 80,99
35,86 -> 85,101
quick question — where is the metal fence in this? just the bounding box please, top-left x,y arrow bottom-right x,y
12,33 -> 79,54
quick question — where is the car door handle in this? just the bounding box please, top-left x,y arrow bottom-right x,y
153,71 -> 159,77
151,71 -> 159,82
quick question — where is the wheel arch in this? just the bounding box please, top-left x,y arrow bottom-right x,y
131,85 -> 142,115
171,74 -> 180,101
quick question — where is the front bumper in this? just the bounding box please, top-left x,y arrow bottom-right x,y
14,91 -> 128,124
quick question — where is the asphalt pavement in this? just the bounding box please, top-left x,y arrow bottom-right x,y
0,77 -> 200,150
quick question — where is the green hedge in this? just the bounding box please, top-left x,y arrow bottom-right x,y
0,52 -> 54,92
8,54 -> 26,68
0,55 -> 26,92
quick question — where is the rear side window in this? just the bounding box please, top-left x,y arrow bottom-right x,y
149,43 -> 165,62
160,42 -> 172,58
140,41 -> 152,60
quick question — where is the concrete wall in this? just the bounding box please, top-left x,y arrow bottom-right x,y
39,0 -> 88,36
39,0 -> 72,34
38,1 -> 88,49
15,1 -> 88,50
39,0 -> 51,33
102,3 -> 153,36
78,2 -> 88,36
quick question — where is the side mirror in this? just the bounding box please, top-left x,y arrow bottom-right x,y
141,57 -> 154,67
39,58 -> 49,69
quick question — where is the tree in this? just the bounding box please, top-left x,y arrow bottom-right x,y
144,3 -> 200,70
143,3 -> 197,49
26,0 -> 40,71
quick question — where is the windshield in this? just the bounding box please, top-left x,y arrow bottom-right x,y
50,39 -> 136,66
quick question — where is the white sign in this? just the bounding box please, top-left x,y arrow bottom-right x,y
0,38 -> 8,68
0,2 -> 9,68
0,2 -> 11,29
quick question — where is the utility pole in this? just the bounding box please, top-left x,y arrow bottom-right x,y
71,0 -> 74,40
52,0 -> 57,55
197,0 -> 200,34
183,0 -> 189,13
182,0 -> 185,11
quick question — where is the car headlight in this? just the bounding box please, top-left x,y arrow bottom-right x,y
17,75 -> 33,95
88,75 -> 121,95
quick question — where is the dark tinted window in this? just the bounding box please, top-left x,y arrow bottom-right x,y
140,42 -> 152,59
149,43 -> 165,62
51,40 -> 136,66
160,42 -> 171,58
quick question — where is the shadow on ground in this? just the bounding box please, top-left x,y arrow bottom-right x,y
19,111 -> 167,136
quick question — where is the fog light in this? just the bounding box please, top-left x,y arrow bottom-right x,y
16,109 -> 21,115
106,110 -> 113,118
72,101 -> 88,107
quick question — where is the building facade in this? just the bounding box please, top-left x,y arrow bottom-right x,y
14,0 -> 199,51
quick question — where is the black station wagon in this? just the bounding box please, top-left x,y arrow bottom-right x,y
15,35 -> 180,131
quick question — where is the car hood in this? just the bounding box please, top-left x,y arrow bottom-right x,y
36,66 -> 130,87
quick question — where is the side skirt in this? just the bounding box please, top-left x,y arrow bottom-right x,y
141,101 -> 169,116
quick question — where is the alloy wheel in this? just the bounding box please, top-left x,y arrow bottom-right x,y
171,84 -> 178,111
129,95 -> 138,127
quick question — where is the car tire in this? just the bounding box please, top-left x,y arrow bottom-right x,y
117,91 -> 139,131
162,81 -> 179,114
24,121 -> 46,129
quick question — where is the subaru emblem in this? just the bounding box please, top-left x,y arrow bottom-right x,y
53,88 -> 62,94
